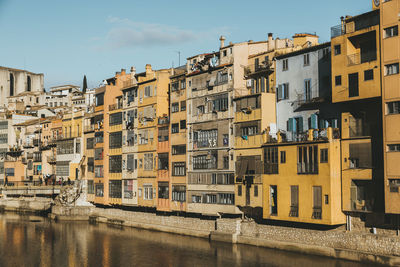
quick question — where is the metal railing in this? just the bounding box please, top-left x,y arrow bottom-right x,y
331,24 -> 346,38
312,207 -> 322,219
244,61 -> 274,76
347,52 -> 376,66
109,102 -> 123,111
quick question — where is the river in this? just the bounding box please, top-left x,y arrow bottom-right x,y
0,213 -> 378,267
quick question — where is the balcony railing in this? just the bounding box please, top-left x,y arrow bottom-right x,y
109,103 -> 122,111
84,125 -> 95,132
312,207 -> 322,219
331,24 -> 346,38
351,199 -> 373,212
289,206 -> 299,217
264,163 -> 278,174
347,52 -> 376,66
244,61 -> 274,77
47,156 -> 57,164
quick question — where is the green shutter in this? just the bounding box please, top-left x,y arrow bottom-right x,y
311,114 -> 318,129
288,118 -> 294,132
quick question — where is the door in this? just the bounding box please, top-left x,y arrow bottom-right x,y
348,73 -> 359,97
270,185 -> 277,215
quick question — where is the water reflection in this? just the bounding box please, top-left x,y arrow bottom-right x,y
0,213 -> 376,267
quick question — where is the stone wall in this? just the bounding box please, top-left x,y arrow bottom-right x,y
217,219 -> 400,257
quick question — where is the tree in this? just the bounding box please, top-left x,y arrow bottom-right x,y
82,75 -> 87,93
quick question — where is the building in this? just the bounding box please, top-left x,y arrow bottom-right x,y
330,8 -> 384,220
169,67 -> 188,213
378,0 -> 400,217
136,64 -> 170,209
0,66 -> 44,108
121,67 -> 139,207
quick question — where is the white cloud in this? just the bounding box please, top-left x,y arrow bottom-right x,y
100,16 -> 228,49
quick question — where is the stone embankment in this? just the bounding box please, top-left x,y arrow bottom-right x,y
50,205 -> 400,266
0,197 -> 52,213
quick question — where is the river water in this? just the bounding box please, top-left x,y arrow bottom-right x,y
0,213 -> 377,267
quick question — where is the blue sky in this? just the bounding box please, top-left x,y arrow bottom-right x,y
0,0 -> 371,89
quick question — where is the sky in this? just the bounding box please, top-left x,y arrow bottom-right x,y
0,0 -> 371,89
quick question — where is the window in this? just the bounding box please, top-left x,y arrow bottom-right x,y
385,63 -> 399,76
212,94 -> 228,112
277,83 -> 289,100
180,120 -> 186,129
171,102 -> 179,113
223,50 -> 227,57
297,145 -> 318,174
144,153 -> 153,170
388,144 -> 400,152
5,168 -> 14,176
387,101 -> 400,114
87,157 -> 94,173
144,85 -> 153,97
384,25 -> 398,38
109,180 -> 122,198
282,59 -> 288,71
109,131 -> 122,149
304,54 -> 310,66
95,183 -> 104,197
270,185 -> 277,215
197,105 -> 205,115
193,153 -> 217,169
86,138 -> 94,149
109,112 -> 122,126
124,180 -> 134,199
95,148 -> 104,160
171,123 -> 179,133
364,69 -> 373,81
180,79 -> 186,89
127,154 -> 135,171
389,179 -> 400,193
205,194 -> 217,204
290,185 -> 299,217
218,193 -> 234,205
172,162 -> 186,176
171,82 -> 179,92
223,134 -> 229,146
172,185 -> 186,202
280,151 -> 286,163
143,185 -> 153,200
325,195 -> 329,204
172,145 -> 186,155
94,166 -> 103,178
109,155 -> 122,173
334,45 -> 341,55
335,75 -> 342,86
193,129 -> 218,148
241,125 -> 258,136
254,185 -> 258,197
348,72 -> 359,97
158,182 -> 169,199
158,126 -> 169,142
264,147 -> 278,174
238,185 -> 242,196
305,79 -> 311,101
87,180 -> 94,194
223,156 -> 229,169
180,101 -> 186,111
320,148 -> 328,163
312,186 -> 322,219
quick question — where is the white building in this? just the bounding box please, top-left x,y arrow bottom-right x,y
0,66 -> 44,107
274,42 -> 337,141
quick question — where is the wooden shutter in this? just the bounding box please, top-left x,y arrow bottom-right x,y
277,84 -> 282,100
311,114 -> 318,129
284,83 -> 289,99
291,186 -> 298,206
288,118 -> 294,132
313,186 -> 322,208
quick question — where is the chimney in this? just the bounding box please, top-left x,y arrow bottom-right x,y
145,64 -> 152,74
219,36 -> 226,48
130,66 -> 136,76
268,33 -> 273,43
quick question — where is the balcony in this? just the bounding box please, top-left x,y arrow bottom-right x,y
84,124 -> 95,133
264,163 -> 278,174
347,51 -> 376,66
157,141 -> 169,153
157,169 -> 169,180
33,139 -> 40,147
331,12 -> 379,38
23,142 -> 33,148
109,102 -> 122,111
289,206 -> 299,217
122,78 -> 137,90
244,61 -> 274,78
193,110 -> 230,123
235,108 -> 261,123
312,207 -> 322,219
351,199 -> 373,212
47,156 -> 57,164
292,93 -> 326,112
235,135 -> 263,149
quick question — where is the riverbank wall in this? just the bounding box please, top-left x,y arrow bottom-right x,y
50,205 -> 400,266
0,197 -> 52,213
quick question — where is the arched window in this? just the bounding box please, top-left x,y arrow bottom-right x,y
27,76 -> 31,92
9,73 -> 14,96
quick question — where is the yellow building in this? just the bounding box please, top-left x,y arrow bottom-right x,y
330,8 -> 384,215
57,109 -> 83,182
137,64 -> 171,209
379,0 -> 400,215
234,34 -> 299,218
262,128 -> 345,225
168,68 -> 187,213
